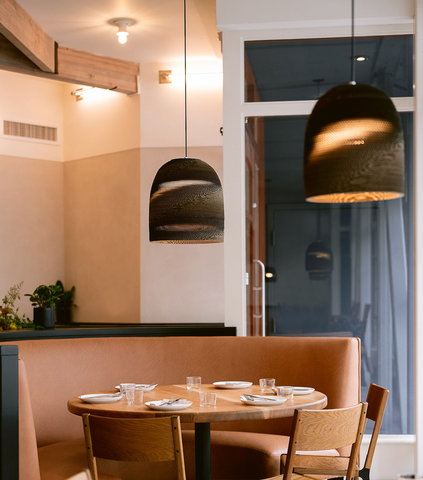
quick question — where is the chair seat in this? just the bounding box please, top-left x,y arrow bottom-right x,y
182,431 -> 339,480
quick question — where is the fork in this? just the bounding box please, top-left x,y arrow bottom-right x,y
242,394 -> 279,402
159,396 -> 183,406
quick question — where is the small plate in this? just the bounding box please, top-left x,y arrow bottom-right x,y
240,395 -> 287,406
294,387 -> 315,396
115,384 -> 157,392
213,381 -> 253,389
79,394 -> 123,404
272,387 -> 315,396
145,400 -> 193,411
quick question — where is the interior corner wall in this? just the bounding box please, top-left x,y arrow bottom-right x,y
64,149 -> 140,323
138,61 -> 225,325
0,71 -> 65,320
62,84 -> 141,324
0,154 -> 65,320
140,146 -> 224,323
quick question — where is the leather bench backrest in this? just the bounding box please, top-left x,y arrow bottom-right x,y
18,359 -> 41,480
1,336 -> 360,447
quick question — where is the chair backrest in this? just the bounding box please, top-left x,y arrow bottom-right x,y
283,403 -> 368,480
82,414 -> 186,480
67,470 -> 92,480
362,384 -> 389,473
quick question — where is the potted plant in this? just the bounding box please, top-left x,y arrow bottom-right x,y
25,284 -> 62,328
0,282 -> 35,330
55,280 -> 76,325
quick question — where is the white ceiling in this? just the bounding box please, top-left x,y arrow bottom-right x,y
17,0 -> 221,65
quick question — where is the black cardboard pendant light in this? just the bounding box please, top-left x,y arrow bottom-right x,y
303,0 -> 404,203
305,211 -> 333,280
149,0 -> 224,243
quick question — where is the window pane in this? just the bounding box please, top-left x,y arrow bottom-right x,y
261,113 -> 414,434
245,36 -> 413,102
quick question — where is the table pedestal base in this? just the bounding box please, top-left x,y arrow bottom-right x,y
195,423 -> 211,480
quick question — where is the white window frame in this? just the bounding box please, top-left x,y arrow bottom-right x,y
221,8 -> 423,478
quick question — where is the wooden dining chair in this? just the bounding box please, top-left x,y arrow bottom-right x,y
358,384 -> 389,480
66,470 -> 92,480
82,414 -> 186,480
283,383 -> 389,480
261,402 -> 368,480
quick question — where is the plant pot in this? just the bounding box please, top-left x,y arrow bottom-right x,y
33,307 -> 55,328
55,308 -> 72,325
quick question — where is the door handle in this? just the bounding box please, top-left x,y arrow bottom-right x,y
253,259 -> 266,337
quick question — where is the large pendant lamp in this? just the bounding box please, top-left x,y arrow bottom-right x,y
149,0 -> 224,243
303,0 -> 404,203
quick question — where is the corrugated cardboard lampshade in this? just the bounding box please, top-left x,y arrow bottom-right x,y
303,84 -> 404,203
149,157 -> 224,243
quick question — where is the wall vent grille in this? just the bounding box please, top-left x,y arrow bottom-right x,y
3,120 -> 58,143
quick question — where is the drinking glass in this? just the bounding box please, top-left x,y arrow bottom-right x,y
120,383 -> 136,405
199,392 -> 217,407
186,376 -> 201,390
134,386 -> 144,405
259,378 -> 275,393
277,386 -> 294,400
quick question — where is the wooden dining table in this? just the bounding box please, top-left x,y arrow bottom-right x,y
68,384 -> 327,480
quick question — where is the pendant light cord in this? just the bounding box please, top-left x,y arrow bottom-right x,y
350,0 -> 356,85
184,0 -> 188,158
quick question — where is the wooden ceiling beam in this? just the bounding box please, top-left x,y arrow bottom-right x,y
57,46 -> 139,94
0,0 -> 55,73
0,34 -> 139,94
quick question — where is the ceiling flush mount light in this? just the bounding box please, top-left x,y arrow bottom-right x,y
149,0 -> 224,244
303,0 -> 404,203
109,18 -> 136,45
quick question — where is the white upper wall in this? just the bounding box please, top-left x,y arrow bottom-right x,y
0,70 -> 64,162
139,61 -> 223,149
217,0 -> 414,31
63,84 -> 140,162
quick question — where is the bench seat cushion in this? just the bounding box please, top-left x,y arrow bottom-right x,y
38,438 -> 185,480
38,439 -> 120,480
182,431 -> 339,480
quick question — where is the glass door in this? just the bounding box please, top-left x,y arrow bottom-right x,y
245,117 -> 265,336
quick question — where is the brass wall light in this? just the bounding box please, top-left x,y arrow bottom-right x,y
303,0 -> 404,203
149,0 -> 224,243
70,86 -> 94,101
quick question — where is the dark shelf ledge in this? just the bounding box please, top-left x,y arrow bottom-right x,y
0,323 -> 236,341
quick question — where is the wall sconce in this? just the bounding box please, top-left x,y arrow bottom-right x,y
108,18 -> 136,45
159,70 -> 172,84
70,87 -> 94,101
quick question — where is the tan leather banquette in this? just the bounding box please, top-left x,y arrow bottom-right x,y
7,336 -> 360,480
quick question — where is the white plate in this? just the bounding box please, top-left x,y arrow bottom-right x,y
213,381 -> 253,389
272,387 -> 315,396
145,400 -> 193,411
79,394 -> 123,404
115,384 -> 157,392
240,395 -> 288,406
294,387 -> 315,395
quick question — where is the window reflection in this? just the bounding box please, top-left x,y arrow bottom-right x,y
259,113 -> 413,434
245,36 -> 413,102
